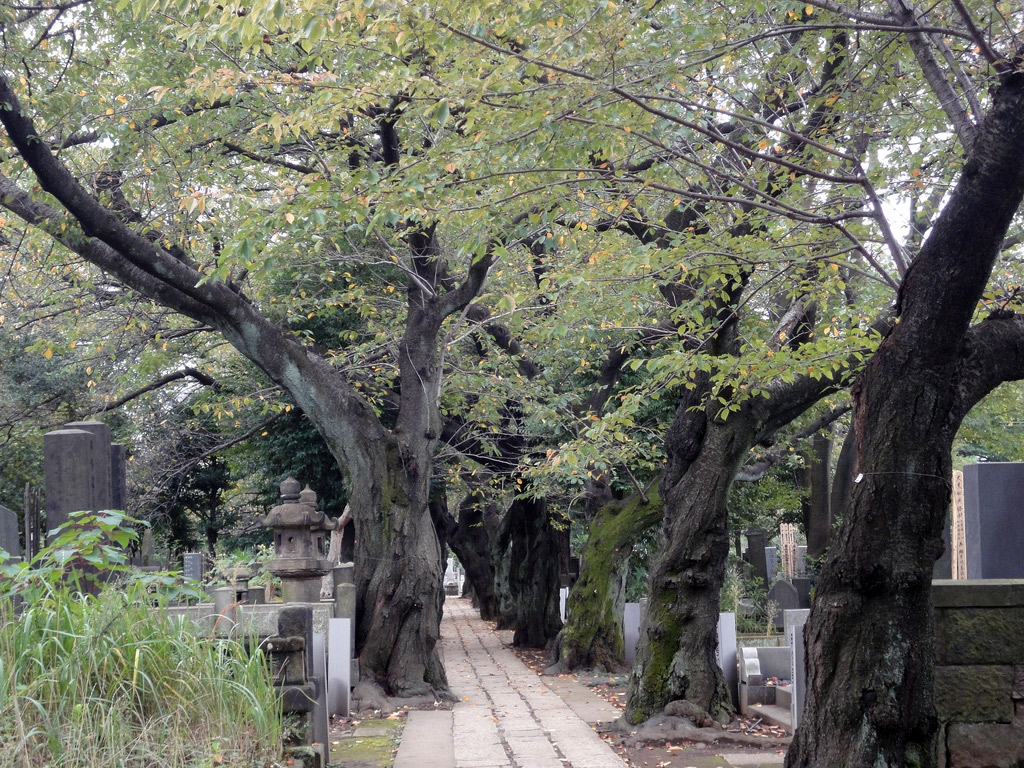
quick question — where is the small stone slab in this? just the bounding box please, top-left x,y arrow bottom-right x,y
932,580 -> 1024,608
719,754 -> 786,766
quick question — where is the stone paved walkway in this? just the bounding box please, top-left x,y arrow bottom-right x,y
393,599 -> 785,768
395,598 -> 625,768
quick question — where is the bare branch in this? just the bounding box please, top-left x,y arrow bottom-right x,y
93,367 -> 218,414
736,401 -> 853,481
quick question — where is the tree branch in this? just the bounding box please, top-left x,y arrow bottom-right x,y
736,401 -> 852,481
93,367 -> 218,414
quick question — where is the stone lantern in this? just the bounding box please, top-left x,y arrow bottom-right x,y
263,478 -> 335,603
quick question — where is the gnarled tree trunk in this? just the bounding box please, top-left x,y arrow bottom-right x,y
442,488 -> 501,620
494,494 -> 563,647
787,73 -> 1024,768
0,77 -> 503,699
626,411 -> 751,723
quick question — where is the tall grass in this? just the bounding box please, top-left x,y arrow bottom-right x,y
0,582 -> 282,768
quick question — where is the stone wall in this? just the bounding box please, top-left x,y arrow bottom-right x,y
933,579 -> 1024,768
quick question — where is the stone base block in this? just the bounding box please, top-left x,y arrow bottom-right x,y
946,721 -> 1024,768
935,665 -> 1014,723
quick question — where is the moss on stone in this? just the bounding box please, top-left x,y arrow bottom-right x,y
331,717 -> 404,768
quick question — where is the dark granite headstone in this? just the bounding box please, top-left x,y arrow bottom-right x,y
768,579 -> 801,630
792,577 -> 812,608
43,422 -> 114,540
0,504 -> 21,557
183,552 -> 205,582
745,530 -> 769,586
963,463 -> 1024,578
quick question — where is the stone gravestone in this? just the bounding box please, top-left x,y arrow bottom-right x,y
716,612 -> 738,709
792,577 -> 812,609
962,463 -> 1024,578
767,580 -> 801,631
795,545 -> 807,577
0,504 -> 21,558
784,609 -> 810,729
765,546 -> 778,582
183,552 -> 205,582
43,421 -> 115,540
745,530 -> 769,586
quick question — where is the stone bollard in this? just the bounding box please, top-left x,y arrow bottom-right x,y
213,586 -> 237,632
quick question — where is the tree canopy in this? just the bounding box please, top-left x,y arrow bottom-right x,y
2,0 -> 1024,761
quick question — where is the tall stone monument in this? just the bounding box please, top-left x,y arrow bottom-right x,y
962,462 -> 1024,578
43,420 -> 128,542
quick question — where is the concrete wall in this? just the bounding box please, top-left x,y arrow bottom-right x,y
933,580 -> 1024,768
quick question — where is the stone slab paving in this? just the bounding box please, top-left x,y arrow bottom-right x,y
440,599 -> 627,768
394,599 -> 786,768
394,710 -> 455,768
719,753 -> 785,766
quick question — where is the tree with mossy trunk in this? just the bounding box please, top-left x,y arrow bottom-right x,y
550,489 -> 662,673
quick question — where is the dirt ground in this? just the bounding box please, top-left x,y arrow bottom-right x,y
510,645 -> 790,768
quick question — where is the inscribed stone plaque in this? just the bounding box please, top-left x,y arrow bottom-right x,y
183,552 -> 205,582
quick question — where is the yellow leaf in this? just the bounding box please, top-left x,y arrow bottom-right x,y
44,348 -> 53,359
